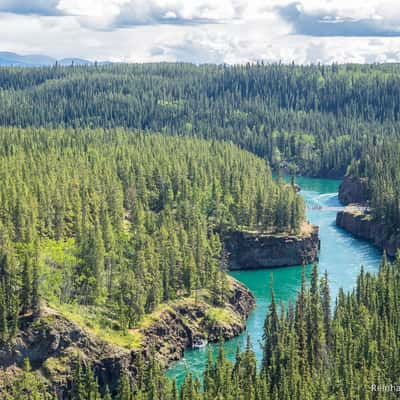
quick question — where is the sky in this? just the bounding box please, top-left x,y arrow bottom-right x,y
1,0 -> 400,64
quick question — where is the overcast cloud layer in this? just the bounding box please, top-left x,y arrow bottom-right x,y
1,0 -> 400,64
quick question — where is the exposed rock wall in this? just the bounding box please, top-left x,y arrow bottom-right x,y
224,226 -> 320,270
337,176 -> 400,256
338,175 -> 369,205
0,278 -> 255,397
140,277 -> 255,367
0,311 -> 135,397
336,209 -> 400,257
0,221 -> 322,396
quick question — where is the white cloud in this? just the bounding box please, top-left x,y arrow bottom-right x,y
1,0 -> 400,64
277,0 -> 400,36
155,33 -> 400,64
0,0 -> 62,15
107,0 -> 246,28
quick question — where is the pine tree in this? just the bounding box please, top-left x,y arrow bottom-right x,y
72,360 -> 87,400
103,386 -> 112,400
85,364 -> 100,400
21,254 -> 32,314
77,225 -> 105,304
320,270 -> 331,347
31,258 -> 40,318
262,281 -> 279,370
117,369 -> 131,400
308,264 -> 325,369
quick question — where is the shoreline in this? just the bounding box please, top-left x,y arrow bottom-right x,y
336,175 -> 398,257
224,224 -> 320,270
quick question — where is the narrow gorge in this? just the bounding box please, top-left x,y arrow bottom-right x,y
167,177 -> 382,385
0,277 -> 255,395
0,219 -> 320,395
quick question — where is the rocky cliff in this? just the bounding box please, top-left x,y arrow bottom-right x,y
138,277 -> 254,366
338,175 -> 369,205
0,309 -> 135,397
224,224 -> 320,269
336,209 -> 400,257
0,277 -> 254,397
337,175 -> 400,256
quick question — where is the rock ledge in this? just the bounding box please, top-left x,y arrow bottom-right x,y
224,225 -> 320,270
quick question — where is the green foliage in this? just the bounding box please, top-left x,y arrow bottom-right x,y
348,141 -> 400,230
2,358 -> 52,399
2,63 -> 400,399
1,62 -> 400,230
0,128 -> 303,342
113,257 -> 400,400
2,63 -> 400,179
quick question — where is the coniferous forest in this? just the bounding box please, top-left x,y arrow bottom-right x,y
6,258 -> 400,400
0,127 -> 303,341
1,63 -> 400,399
0,63 -> 399,225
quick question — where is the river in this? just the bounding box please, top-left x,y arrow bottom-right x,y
167,177 -> 382,385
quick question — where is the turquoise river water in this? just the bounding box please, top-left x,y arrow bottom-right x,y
167,177 -> 382,385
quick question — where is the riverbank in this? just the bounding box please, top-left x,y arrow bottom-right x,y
0,217 -> 320,395
167,176 -> 382,386
224,223 -> 320,270
131,276 -> 255,367
337,175 -> 399,257
338,175 -> 369,205
336,207 -> 400,257
0,276 -> 254,395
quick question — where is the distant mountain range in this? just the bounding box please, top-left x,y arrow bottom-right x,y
0,52 -> 99,67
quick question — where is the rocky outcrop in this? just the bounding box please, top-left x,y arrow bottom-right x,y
0,311 -> 135,397
336,209 -> 400,257
338,175 -> 369,205
139,277 -> 255,367
224,225 -> 320,269
0,278 -> 254,397
293,183 -> 301,192
337,176 -> 400,256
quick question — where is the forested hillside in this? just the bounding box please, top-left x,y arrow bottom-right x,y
0,127 -> 303,345
348,141 -> 400,230
2,63 -> 400,230
1,63 -> 400,178
8,257 -> 400,399
1,63 -> 400,399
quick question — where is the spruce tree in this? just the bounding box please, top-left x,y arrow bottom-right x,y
21,254 -> 32,314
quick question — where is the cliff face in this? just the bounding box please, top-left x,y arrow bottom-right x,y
224,225 -> 320,270
0,310 -> 135,397
338,175 -> 369,205
0,277 -> 254,397
337,176 -> 400,256
1,221 -> 322,395
336,209 -> 400,257
139,277 -> 255,367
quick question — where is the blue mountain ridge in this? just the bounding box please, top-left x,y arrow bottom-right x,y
0,51 -> 97,67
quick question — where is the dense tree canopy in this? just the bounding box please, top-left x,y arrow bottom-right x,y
348,140 -> 400,231
0,63 -> 400,227
1,63 -> 399,228
0,127 -> 304,342
1,62 -> 400,399
1,63 -> 400,179
8,258 -> 399,399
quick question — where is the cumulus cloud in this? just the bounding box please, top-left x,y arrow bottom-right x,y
157,32 -> 242,64
277,1 -> 400,37
0,0 -> 63,16
154,27 -> 400,65
1,0 -> 400,64
107,0 -> 246,29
